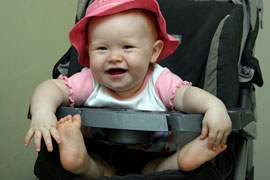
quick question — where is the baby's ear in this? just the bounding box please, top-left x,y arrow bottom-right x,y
150,40 -> 164,63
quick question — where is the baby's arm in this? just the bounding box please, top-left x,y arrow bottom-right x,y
24,79 -> 70,152
173,85 -> 232,150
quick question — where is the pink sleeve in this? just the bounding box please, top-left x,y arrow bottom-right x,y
60,68 -> 93,107
155,68 -> 191,110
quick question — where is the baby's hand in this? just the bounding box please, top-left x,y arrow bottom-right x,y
24,111 -> 61,152
200,105 -> 232,151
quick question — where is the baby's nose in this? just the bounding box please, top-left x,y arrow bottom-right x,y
108,51 -> 123,63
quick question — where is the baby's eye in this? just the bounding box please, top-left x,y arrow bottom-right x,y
123,45 -> 134,49
97,46 -> 107,51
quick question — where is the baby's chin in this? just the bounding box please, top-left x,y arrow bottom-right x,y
108,84 -> 143,99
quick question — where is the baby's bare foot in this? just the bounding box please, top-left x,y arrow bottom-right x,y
58,115 -> 114,177
58,115 -> 90,174
177,137 -> 226,171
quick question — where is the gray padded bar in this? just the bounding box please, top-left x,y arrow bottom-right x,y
56,106 -> 254,132
82,108 -> 169,131
167,113 -> 203,132
56,107 -> 169,131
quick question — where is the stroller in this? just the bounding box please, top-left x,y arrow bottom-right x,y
31,0 -> 264,180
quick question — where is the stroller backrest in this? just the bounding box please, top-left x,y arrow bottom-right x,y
159,0 -> 242,108
53,0 -> 263,108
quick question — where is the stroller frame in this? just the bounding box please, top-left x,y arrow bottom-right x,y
31,0 -> 264,180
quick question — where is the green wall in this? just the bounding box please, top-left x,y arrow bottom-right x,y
0,0 -> 269,179
0,0 -> 77,179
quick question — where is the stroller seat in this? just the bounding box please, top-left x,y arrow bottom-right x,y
31,0 -> 264,180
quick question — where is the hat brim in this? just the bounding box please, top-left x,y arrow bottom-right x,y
69,0 -> 179,68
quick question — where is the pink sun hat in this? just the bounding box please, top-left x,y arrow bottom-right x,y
69,0 -> 179,68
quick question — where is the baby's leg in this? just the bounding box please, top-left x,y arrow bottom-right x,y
176,136 -> 226,171
142,136 -> 226,174
58,115 -> 115,178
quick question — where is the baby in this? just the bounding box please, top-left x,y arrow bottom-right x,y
24,0 -> 232,178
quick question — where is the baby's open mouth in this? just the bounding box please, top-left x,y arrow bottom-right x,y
107,68 -> 127,75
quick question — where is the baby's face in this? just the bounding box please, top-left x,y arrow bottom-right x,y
87,11 -> 162,98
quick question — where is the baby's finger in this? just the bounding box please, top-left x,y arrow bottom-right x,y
200,122 -> 209,140
207,131 -> 217,149
24,129 -> 34,147
41,129 -> 53,152
34,130 -> 42,152
221,131 -> 230,146
50,127 -> 61,144
213,132 -> 223,150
